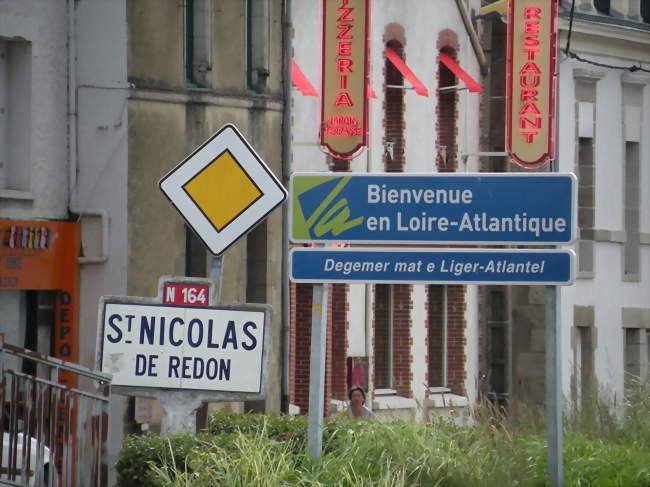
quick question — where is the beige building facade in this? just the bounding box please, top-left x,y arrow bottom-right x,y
125,0 -> 288,427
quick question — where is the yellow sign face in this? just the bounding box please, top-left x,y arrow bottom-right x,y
159,124 -> 287,256
183,150 -> 262,232
320,0 -> 369,159
506,0 -> 558,168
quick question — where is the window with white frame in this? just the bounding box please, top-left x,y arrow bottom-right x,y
246,0 -> 270,93
623,83 -> 642,280
575,77 -> 598,276
0,39 -> 31,192
184,0 -> 212,88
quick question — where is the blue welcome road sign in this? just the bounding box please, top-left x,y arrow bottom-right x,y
290,173 -> 576,245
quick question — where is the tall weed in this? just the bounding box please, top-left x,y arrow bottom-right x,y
117,383 -> 650,486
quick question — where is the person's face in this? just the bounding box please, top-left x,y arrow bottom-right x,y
350,390 -> 364,406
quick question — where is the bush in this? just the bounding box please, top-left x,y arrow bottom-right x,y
115,386 -> 650,486
115,433 -> 201,487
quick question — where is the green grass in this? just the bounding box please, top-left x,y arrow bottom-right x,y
116,383 -> 650,486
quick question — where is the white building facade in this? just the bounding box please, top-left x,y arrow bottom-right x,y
0,0 -> 130,479
476,0 -> 650,413
289,0 -> 485,420
557,0 -> 650,408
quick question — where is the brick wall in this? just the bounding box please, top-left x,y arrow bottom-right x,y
331,283 -> 349,400
325,286 -> 333,412
373,284 -> 390,388
291,282 -> 336,416
329,156 -> 350,172
289,281 -> 297,402
292,282 -> 313,413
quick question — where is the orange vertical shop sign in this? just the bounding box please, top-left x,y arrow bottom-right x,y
320,0 -> 370,160
506,0 -> 559,168
0,220 -> 80,375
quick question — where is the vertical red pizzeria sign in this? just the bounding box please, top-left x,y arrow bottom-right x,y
506,0 -> 559,168
320,0 -> 370,160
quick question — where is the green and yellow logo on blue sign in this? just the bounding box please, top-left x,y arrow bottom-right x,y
289,172 -> 576,245
291,175 -> 364,240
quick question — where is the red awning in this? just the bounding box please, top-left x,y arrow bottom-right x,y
291,60 -> 318,97
367,83 -> 377,99
438,52 -> 483,93
384,47 -> 429,97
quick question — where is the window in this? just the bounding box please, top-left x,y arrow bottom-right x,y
624,141 -> 640,277
185,225 -> 207,277
428,285 -> 446,387
184,0 -> 212,88
577,136 -> 595,273
623,83 -> 642,279
643,0 -> 650,23
487,287 -> 509,397
624,328 -> 648,389
594,0 -> 610,14
374,284 -> 393,389
573,326 -> 595,406
246,0 -> 270,93
384,41 -> 405,172
0,290 -> 54,376
0,39 -> 31,192
437,48 -> 458,172
575,78 -> 598,275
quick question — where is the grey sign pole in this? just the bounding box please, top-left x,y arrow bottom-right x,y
546,285 -> 563,486
546,45 -> 564,486
307,283 -> 329,459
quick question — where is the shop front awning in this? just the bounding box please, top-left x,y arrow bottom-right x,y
384,47 -> 429,97
291,60 -> 318,97
438,52 -> 483,93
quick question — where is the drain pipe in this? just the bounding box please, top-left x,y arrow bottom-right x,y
280,0 -> 293,411
364,129 -> 372,393
67,0 -> 109,265
454,0 -> 488,76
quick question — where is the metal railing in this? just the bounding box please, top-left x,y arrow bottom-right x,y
0,335 -> 111,486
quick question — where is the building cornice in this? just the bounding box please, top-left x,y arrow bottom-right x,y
560,14 -> 650,46
128,87 -> 284,112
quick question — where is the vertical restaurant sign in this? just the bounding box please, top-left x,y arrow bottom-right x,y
506,0 -> 559,168
320,0 -> 370,160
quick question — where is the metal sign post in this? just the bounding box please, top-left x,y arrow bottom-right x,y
307,283 -> 328,459
546,285 -> 563,486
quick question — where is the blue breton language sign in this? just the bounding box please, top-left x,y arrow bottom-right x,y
290,248 -> 575,285
290,173 -> 576,245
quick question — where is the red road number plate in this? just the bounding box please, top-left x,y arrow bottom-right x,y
163,283 -> 209,306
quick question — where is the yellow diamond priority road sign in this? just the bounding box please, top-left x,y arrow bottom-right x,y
159,124 -> 287,255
